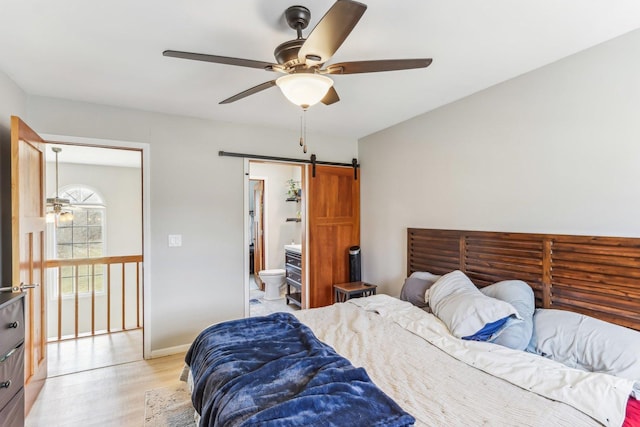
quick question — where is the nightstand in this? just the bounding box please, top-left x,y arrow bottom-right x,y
333,281 -> 377,303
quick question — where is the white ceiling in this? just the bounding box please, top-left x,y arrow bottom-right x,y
3,0 -> 640,140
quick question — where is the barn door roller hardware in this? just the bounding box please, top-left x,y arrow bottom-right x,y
219,151 -> 359,180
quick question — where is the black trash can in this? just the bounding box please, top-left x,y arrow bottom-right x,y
349,246 -> 361,282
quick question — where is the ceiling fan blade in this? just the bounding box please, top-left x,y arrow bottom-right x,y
219,80 -> 277,104
321,86 -> 340,105
163,50 -> 278,71
298,0 -> 367,65
325,58 -> 432,74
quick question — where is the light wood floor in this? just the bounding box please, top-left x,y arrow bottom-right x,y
26,331 -> 187,427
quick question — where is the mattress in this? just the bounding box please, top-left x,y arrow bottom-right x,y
294,295 -> 633,427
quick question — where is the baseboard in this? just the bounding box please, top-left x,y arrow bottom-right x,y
148,343 -> 191,359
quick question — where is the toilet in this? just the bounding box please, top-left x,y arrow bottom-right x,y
258,269 -> 286,300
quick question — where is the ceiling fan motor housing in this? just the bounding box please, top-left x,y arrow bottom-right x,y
274,39 -> 305,66
275,6 -> 312,66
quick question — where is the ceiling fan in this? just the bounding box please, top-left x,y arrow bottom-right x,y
46,147 -> 75,223
163,0 -> 432,109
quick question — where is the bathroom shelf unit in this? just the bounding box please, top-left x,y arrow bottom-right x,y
285,249 -> 302,307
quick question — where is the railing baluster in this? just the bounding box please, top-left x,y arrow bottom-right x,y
91,264 -> 95,336
122,262 -> 126,330
107,263 -> 111,333
136,261 -> 140,328
74,265 -> 79,339
57,267 -> 62,341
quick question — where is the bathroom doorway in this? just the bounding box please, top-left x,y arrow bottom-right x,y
247,161 -> 303,317
249,179 -> 265,288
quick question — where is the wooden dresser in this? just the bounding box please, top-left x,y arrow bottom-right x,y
0,293 -> 25,427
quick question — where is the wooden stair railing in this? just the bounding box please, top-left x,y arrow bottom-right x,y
45,255 -> 143,341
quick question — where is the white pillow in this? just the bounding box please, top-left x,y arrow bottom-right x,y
429,270 -> 520,340
480,280 -> 534,350
532,309 -> 640,388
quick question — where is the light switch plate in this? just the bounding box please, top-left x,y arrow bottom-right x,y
168,234 -> 182,247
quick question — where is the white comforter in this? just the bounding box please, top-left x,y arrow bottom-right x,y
295,295 -> 634,427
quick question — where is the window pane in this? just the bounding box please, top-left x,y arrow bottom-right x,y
88,243 -> 103,257
57,227 -> 72,244
87,227 -> 102,242
57,244 -> 72,259
60,265 -> 74,278
61,277 -> 74,295
73,227 -> 87,243
88,211 -> 102,226
94,275 -> 104,292
77,276 -> 89,293
77,265 -> 88,276
73,211 -> 88,226
73,244 -> 88,258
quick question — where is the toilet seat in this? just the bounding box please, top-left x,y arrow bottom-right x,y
259,269 -> 286,277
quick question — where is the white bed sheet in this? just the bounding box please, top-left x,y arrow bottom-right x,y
295,295 -> 633,427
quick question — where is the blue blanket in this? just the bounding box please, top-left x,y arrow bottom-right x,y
186,312 -> 415,427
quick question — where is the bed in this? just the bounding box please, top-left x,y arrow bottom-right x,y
184,228 -> 640,426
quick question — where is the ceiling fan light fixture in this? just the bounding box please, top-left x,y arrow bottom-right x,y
276,74 -> 333,109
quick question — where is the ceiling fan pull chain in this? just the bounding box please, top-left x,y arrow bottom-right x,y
303,109 -> 308,154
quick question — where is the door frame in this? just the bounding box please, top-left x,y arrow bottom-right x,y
249,178 -> 266,283
244,165 -> 270,316
40,133 -> 151,358
243,160 -> 306,315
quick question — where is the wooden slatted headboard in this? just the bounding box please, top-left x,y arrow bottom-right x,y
407,228 -> 640,331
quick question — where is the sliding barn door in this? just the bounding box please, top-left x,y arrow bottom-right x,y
307,165 -> 360,308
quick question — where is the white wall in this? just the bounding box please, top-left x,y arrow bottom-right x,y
26,95 -> 357,354
0,70 -> 27,284
250,162 -> 302,270
359,29 -> 640,297
45,162 -> 142,337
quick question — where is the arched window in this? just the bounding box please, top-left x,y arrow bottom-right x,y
51,185 -> 106,295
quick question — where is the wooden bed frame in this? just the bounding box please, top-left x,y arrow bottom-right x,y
407,228 -> 640,331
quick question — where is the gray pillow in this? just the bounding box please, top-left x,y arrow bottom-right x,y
480,280 -> 534,351
532,308 -> 640,395
400,276 -> 438,308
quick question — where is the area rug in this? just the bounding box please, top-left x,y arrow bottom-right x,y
144,382 -> 196,427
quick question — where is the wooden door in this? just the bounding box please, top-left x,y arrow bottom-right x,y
307,165 -> 360,308
11,116 -> 47,413
252,180 -> 265,287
